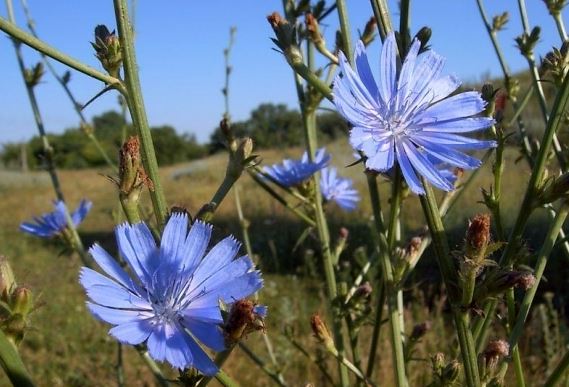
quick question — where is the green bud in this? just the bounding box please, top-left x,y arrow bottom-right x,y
24,62 -> 44,88
414,26 -> 432,53
534,171 -> 569,206
2,314 -> 27,345
442,360 -> 460,384
543,0 -> 567,16
492,12 -> 509,32
10,287 -> 33,317
92,25 -> 122,78
515,27 -> 541,57
541,41 -> 569,87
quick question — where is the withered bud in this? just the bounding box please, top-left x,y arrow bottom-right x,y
220,118 -> 234,145
543,0 -> 567,16
484,339 -> 510,369
474,269 -> 534,303
224,299 -> 266,344
410,321 -> 432,341
267,12 -> 285,31
432,352 -> 446,372
442,360 -> 461,383
494,90 -> 508,122
339,227 -> 349,239
118,136 -> 152,196
516,272 -> 536,290
361,17 -> 377,46
305,13 -> 324,45
465,214 -> 491,255
92,24 -> 122,77
454,167 -> 465,180
310,313 -> 335,351
406,236 -> 422,258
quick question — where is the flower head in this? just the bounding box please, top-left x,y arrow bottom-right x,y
263,148 -> 330,187
20,200 -> 92,238
333,34 -> 496,194
320,167 -> 360,211
79,214 -> 263,375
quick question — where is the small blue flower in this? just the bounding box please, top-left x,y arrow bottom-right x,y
263,148 -> 331,187
20,200 -> 92,238
320,167 -> 360,211
333,33 -> 496,194
79,214 -> 263,375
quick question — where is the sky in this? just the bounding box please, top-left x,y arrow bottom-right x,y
1,1 -> 568,144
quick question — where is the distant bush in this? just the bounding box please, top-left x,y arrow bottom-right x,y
0,110 -> 207,169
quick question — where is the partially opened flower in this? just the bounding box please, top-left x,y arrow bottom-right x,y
320,167 -> 360,211
263,148 -> 331,187
333,33 -> 496,194
79,213 -> 263,375
20,200 -> 92,238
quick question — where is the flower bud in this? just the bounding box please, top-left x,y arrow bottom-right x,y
484,339 -> 510,370
10,286 -> 33,317
410,321 -> 431,341
361,17 -> 377,47
353,282 -> 373,301
432,352 -> 446,373
492,12 -> 509,32
305,13 -> 324,45
540,41 -> 569,87
310,313 -> 335,352
118,136 -> 151,196
463,214 -> 492,275
442,360 -> 460,384
543,0 -> 567,16
0,256 -> 15,301
224,299 -> 266,344
24,62 -> 44,88
92,25 -> 122,78
515,27 -> 541,57
2,314 -> 27,345
474,269 -> 535,303
414,26 -> 432,53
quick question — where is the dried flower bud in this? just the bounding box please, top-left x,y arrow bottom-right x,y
466,213 -> 491,251
353,282 -> 373,300
494,90 -> 508,122
117,136 -> 152,203
92,24 -> 122,77
361,17 -> 377,46
484,339 -> 510,370
24,62 -> 44,88
406,236 -> 422,260
541,42 -> 569,87
432,352 -> 446,372
310,313 -> 335,352
535,172 -> 569,206
442,360 -> 461,383
492,12 -> 509,32
410,321 -> 431,341
305,13 -> 324,45
474,269 -> 534,303
224,299 -> 266,344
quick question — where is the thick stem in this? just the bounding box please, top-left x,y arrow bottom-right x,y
369,0 -> 393,40
113,0 -> 168,228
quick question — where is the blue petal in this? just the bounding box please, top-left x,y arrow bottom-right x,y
421,117 -> 495,133
87,302 -> 152,325
116,222 -> 158,285
72,200 -> 92,226
20,222 -> 53,238
400,139 -> 454,191
254,305 -> 268,318
183,319 -> 226,352
182,333 -> 218,376
414,132 -> 497,149
182,306 -> 223,323
396,38 -> 421,108
80,268 -> 150,310
109,319 -> 154,345
147,323 -> 169,363
354,40 -> 380,103
193,271 -> 263,306
160,213 -> 188,266
180,221 -> 213,274
395,141 -> 424,194
191,236 -> 241,284
337,51 -> 379,112
411,138 -> 483,170
379,32 -> 398,104
429,75 -> 461,103
415,91 -> 487,125
365,137 -> 395,171
89,244 -> 138,292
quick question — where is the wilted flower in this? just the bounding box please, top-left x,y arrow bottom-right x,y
80,214 -> 263,374
333,34 -> 496,194
20,200 -> 92,238
484,339 -> 510,370
320,167 -> 360,211
263,148 -> 330,187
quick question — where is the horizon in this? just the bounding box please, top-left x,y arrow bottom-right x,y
1,1 -> 567,145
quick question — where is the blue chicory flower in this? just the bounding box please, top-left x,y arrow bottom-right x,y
79,213 -> 263,375
20,199 -> 92,238
320,167 -> 360,211
263,148 -> 331,187
333,33 -> 496,194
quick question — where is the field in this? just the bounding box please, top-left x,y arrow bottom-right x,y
1,139 -> 566,386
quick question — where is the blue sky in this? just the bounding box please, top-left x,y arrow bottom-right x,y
1,1 -> 567,144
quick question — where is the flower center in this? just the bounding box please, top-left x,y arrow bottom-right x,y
152,299 -> 178,323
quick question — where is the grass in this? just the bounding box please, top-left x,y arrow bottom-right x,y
0,138 -> 567,386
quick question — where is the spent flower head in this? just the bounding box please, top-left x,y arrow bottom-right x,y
263,148 -> 330,187
20,200 -> 92,238
332,33 -> 496,194
320,167 -> 360,211
79,214 -> 263,375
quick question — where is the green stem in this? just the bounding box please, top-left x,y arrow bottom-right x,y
238,343 -> 288,387
113,0 -> 168,228
419,178 -> 480,387
0,331 -> 35,387
214,370 -> 241,387
545,350 -> 569,387
138,350 -> 169,387
335,0 -> 353,58
553,12 -> 568,41
369,0 -> 393,40
399,0 -> 411,53
0,16 -> 117,85
509,202 -> 569,349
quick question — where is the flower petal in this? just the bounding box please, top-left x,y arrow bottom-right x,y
400,139 -> 454,191
183,319 -> 225,352
87,302 -> 152,325
395,141 -> 424,194
109,319 -> 154,345
72,200 -> 92,226
379,32 -> 398,104
414,91 -> 487,125
354,40 -> 380,103
160,213 -> 188,266
116,222 -> 158,284
89,244 -> 138,292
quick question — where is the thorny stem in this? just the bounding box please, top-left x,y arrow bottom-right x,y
114,0 -> 168,228
419,178 -> 480,387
